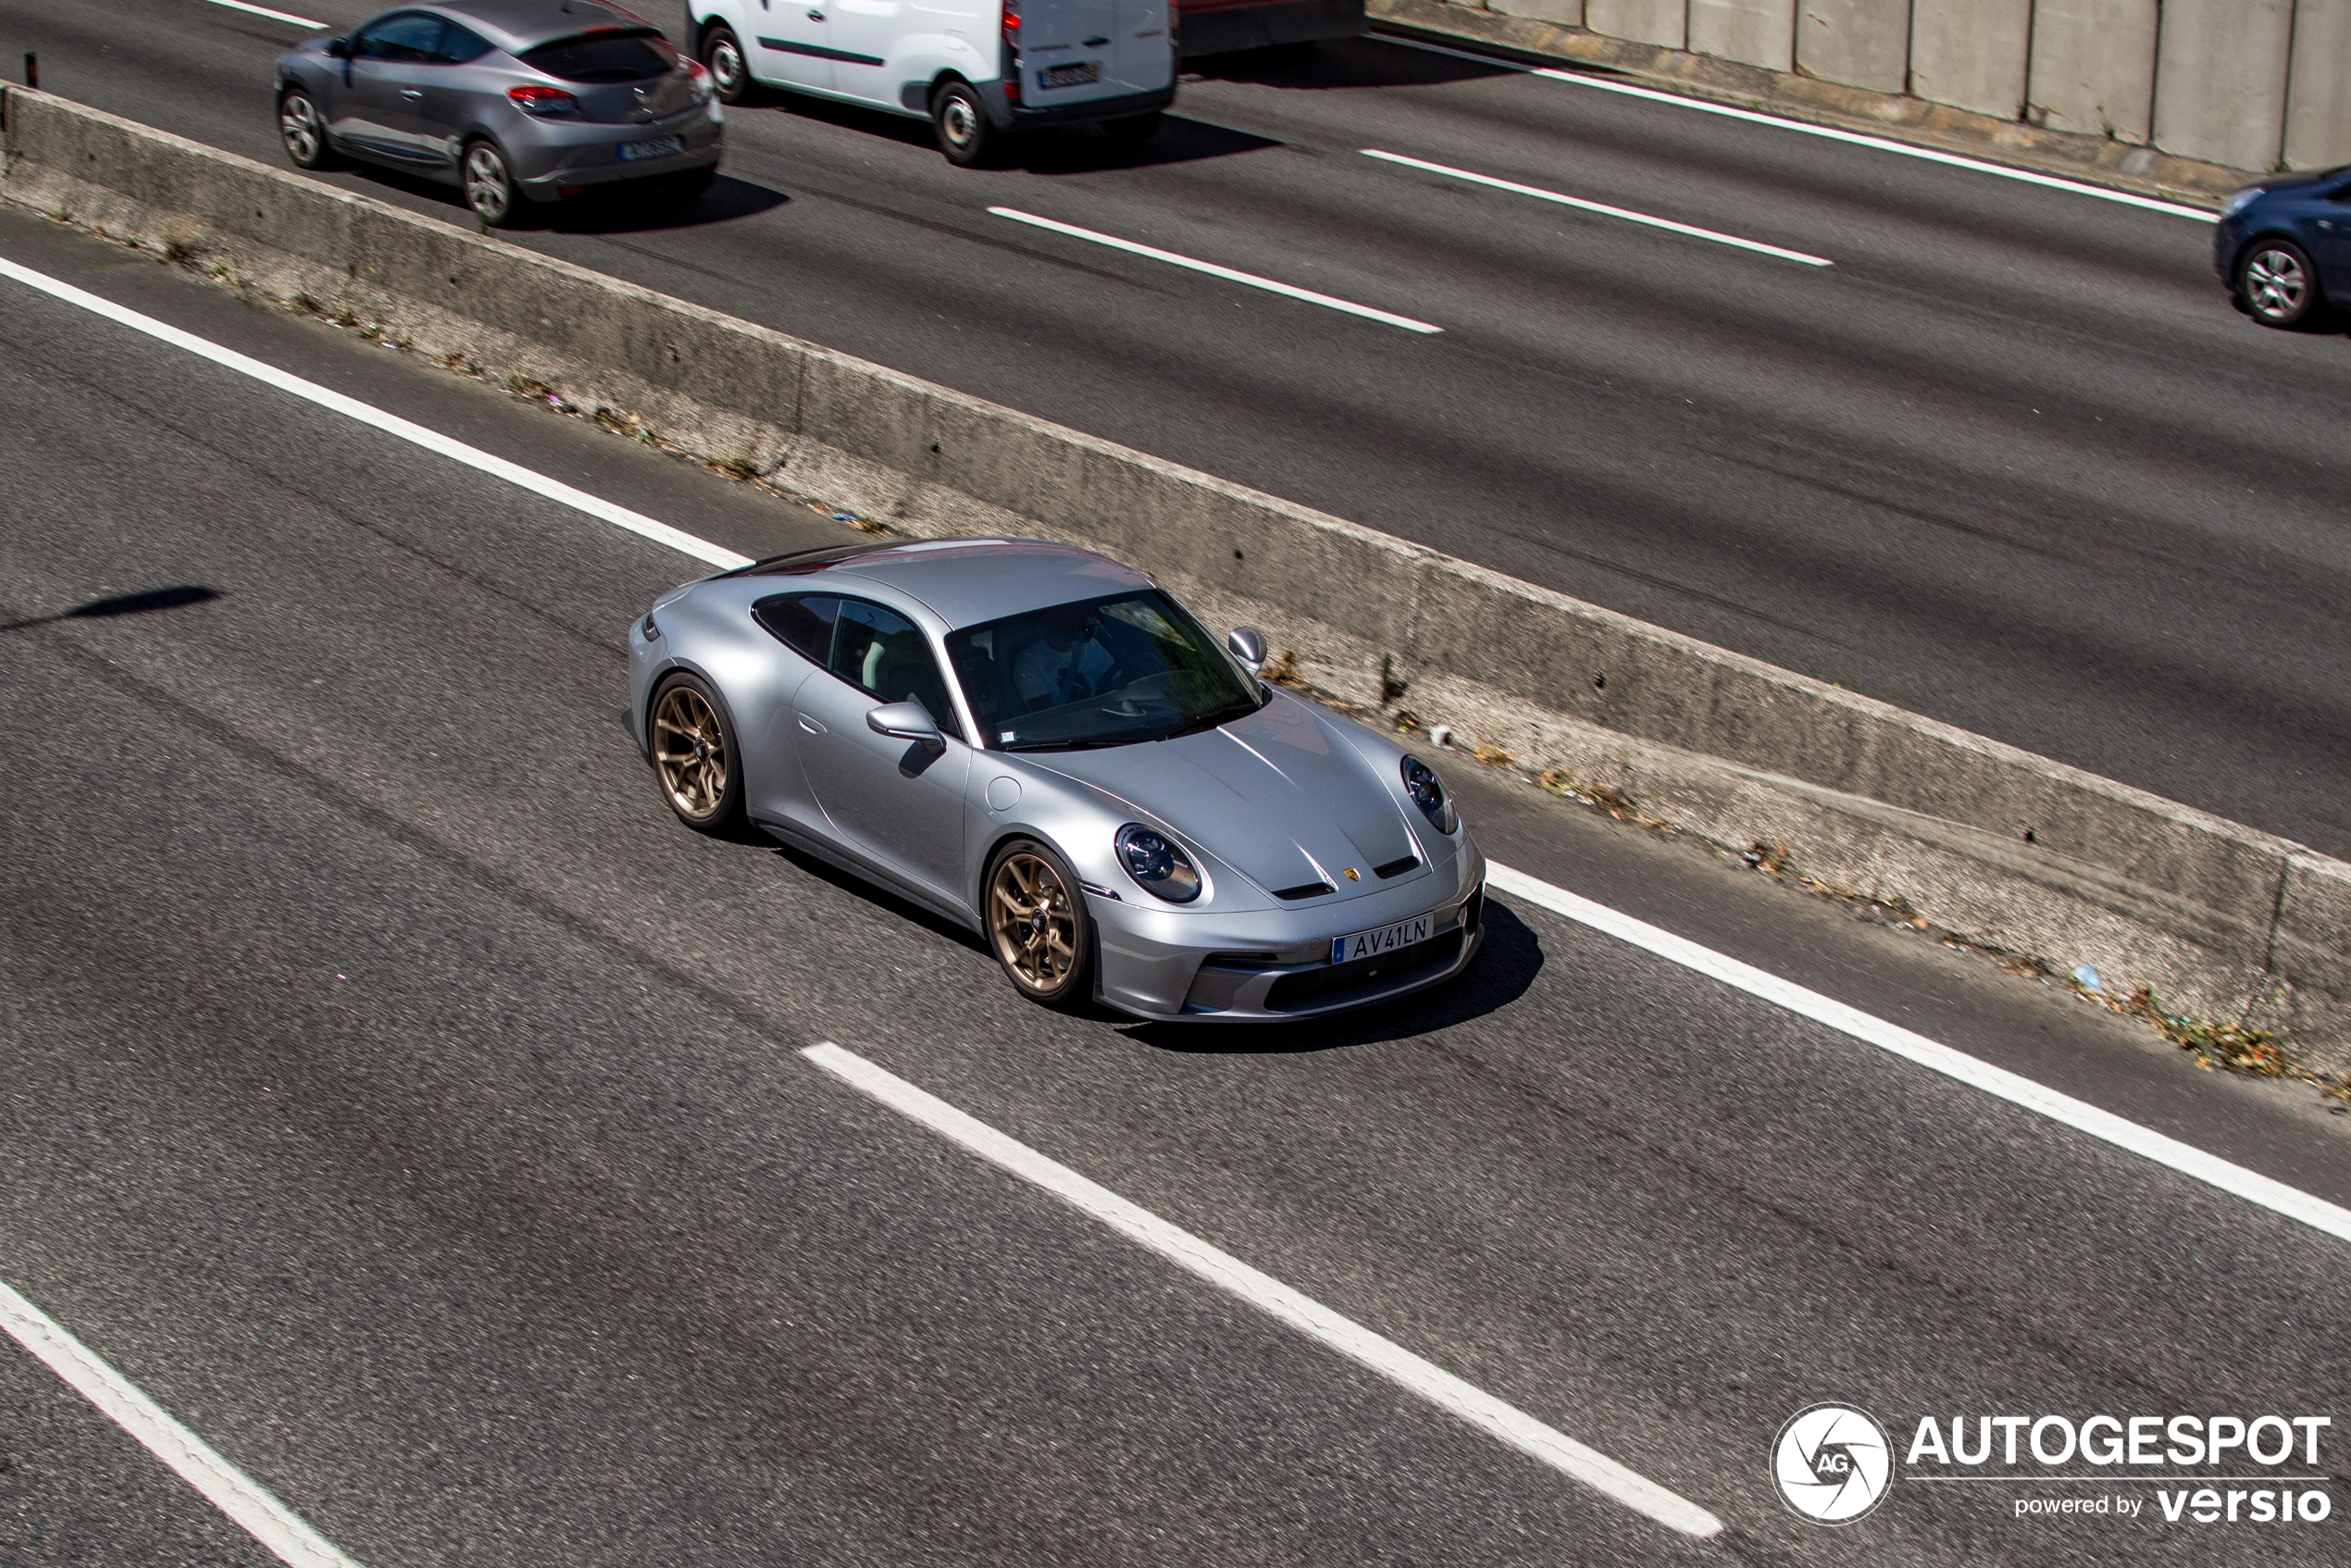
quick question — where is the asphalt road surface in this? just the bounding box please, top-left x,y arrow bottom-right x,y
4,0 -> 2350,867
5,199 -> 2349,1565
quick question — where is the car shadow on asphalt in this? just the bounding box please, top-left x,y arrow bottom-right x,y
732,93 -> 1280,170
334,162 -> 789,236
1122,899 -> 1546,1054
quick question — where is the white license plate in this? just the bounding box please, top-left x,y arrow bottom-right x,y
1039,61 -> 1100,89
1331,912 -> 1434,965
617,136 -> 685,162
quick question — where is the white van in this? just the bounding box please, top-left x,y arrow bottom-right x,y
688,0 -> 1176,165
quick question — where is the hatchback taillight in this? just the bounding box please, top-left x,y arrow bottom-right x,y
508,85 -> 579,116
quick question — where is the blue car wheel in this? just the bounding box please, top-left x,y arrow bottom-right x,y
2236,238 -> 2322,328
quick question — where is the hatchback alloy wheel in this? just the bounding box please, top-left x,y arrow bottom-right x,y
2239,241 -> 2318,327
465,141 -> 517,228
279,91 -> 331,169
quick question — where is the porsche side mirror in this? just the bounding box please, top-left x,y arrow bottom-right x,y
867,701 -> 945,753
326,36 -> 352,57
1226,626 -> 1266,675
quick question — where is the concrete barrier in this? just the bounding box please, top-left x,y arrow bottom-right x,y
1399,0 -> 2351,175
6,85 -> 2346,1065
1795,0 -> 1909,95
1909,0 -> 2032,121
1688,0 -> 1792,73
2027,0 -> 2160,143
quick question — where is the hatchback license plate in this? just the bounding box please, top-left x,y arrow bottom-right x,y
1332,912 -> 1434,966
1040,61 -> 1100,89
618,136 -> 685,162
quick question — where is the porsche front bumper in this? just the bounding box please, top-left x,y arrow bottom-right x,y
1087,837 -> 1486,1021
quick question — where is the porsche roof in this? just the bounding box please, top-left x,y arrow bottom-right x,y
732,538 -> 1157,628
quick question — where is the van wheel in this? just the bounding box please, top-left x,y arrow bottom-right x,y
1099,110 -> 1161,152
701,23 -> 759,106
934,80 -> 1009,168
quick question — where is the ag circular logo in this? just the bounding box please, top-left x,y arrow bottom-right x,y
1773,1403 -> 1895,1524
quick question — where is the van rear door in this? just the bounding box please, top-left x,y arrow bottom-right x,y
1017,0 -> 1172,106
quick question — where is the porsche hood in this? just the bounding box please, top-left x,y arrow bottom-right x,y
1026,696 -> 1424,901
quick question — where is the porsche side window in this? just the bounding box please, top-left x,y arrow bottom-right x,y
354,12 -> 446,62
830,599 -> 963,740
753,592 -> 838,665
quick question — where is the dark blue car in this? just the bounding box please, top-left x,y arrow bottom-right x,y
2213,165 -> 2351,328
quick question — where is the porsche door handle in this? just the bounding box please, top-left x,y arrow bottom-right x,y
798,713 -> 827,735
806,8 -> 825,18
401,89 -> 423,99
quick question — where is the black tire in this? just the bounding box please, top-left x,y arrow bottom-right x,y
462,138 -> 531,229
933,78 -> 1011,168
2236,237 -> 2324,328
1098,110 -> 1162,152
983,838 -> 1095,1008
648,672 -> 747,834
701,22 -> 759,106
278,87 -> 341,170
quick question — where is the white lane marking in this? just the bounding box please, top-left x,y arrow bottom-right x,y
1379,34 -> 2220,223
1484,863 -> 2351,1247
1362,148 -> 1833,266
0,257 -> 753,571
196,0 -> 329,27
0,1278 -> 365,1568
19,243 -> 2341,1251
801,1042 -> 1723,1537
988,207 -> 1444,334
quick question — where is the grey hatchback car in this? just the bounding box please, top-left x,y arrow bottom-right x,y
274,1 -> 723,227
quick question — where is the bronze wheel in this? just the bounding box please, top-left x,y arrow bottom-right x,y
650,674 -> 742,832
986,840 -> 1091,1004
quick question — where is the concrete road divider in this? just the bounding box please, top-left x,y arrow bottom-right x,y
5,86 -> 2344,1066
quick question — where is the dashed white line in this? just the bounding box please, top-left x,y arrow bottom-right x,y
0,1278 -> 366,1568
1485,864 -> 2351,1247
0,257 -> 752,571
8,247 -> 2341,1250
988,206 -> 1443,333
1362,148 -> 1834,266
1379,33 -> 2220,222
195,0 -> 329,27
802,1041 -> 1724,1537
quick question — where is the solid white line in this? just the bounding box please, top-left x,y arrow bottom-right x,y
196,0 -> 329,27
1362,148 -> 1833,266
988,207 -> 1444,334
1378,34 -> 2220,223
801,1041 -> 1723,1537
1483,863 -> 2351,1247
19,242 -> 2338,1254
0,257 -> 753,571
0,1279 -> 365,1568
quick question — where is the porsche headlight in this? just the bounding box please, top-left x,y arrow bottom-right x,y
1400,754 -> 1458,835
1115,824 -> 1201,903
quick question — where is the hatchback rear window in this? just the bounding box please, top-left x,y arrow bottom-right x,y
520,30 -> 677,82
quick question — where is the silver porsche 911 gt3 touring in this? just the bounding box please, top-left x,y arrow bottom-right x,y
627,538 -> 1486,1019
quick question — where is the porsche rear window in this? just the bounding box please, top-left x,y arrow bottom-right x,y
520,30 -> 676,81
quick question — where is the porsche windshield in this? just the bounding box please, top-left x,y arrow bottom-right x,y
946,591 -> 1263,751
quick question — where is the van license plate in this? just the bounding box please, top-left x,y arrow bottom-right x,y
1040,61 -> 1100,89
1331,913 -> 1433,965
618,136 -> 684,161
